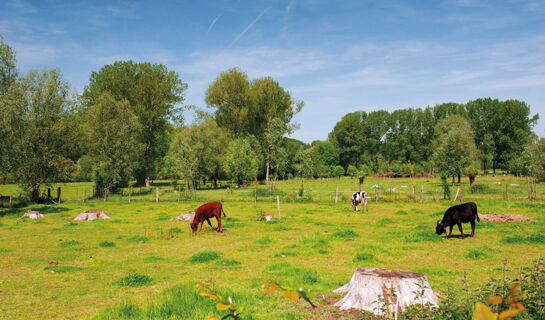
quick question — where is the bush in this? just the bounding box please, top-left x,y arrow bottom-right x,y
332,165 -> 345,178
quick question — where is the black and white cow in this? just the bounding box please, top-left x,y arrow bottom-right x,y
351,191 -> 367,211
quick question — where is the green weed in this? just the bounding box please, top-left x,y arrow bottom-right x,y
189,250 -> 222,263
59,240 -> 82,247
502,233 -> 545,244
44,265 -> 83,273
127,235 -> 149,243
264,262 -> 318,285
331,229 -> 358,238
115,273 -> 152,287
99,241 -> 115,247
254,236 -> 274,245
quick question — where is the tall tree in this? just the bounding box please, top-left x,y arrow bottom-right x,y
466,98 -> 538,172
205,68 -> 251,136
83,60 -> 187,186
224,137 -> 258,187
11,69 -> 77,201
431,115 -> 478,183
84,93 -> 143,196
328,111 -> 367,168
0,35 -> 20,175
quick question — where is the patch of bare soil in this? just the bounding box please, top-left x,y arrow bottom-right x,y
480,213 -> 534,222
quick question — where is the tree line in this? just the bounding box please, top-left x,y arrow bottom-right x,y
1,35 -> 544,202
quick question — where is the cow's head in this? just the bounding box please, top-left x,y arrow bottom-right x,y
190,221 -> 198,233
435,220 -> 446,235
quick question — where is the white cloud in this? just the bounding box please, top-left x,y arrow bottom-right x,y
230,8 -> 270,46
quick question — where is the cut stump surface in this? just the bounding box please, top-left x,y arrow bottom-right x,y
333,268 -> 438,315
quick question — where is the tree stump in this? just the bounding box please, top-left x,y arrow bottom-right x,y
22,211 -> 44,219
333,268 -> 438,316
73,210 -> 111,221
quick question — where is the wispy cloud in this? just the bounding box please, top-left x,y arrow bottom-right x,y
230,8 -> 269,46
207,14 -> 221,33
281,0 -> 296,36
5,0 -> 38,14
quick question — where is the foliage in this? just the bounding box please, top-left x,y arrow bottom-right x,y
261,279 -> 316,308
332,165 -> 345,178
346,164 -> 358,178
83,60 -> 187,186
5,68 -> 78,201
195,284 -> 244,320
432,115 -> 478,180
84,93 -> 143,193
224,138 -> 258,187
294,149 -> 314,179
473,284 -> 527,320
441,173 -> 451,200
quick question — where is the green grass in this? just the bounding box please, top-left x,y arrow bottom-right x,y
0,176 -> 543,319
44,265 -> 83,273
99,241 -> 116,247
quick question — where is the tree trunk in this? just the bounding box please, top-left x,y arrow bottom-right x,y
145,175 -> 150,187
451,175 -> 455,186
457,174 -> 461,184
32,186 -> 40,203
333,268 -> 439,316
469,176 -> 476,187
265,158 -> 270,183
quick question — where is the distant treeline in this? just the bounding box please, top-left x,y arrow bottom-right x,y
1,35 -> 544,202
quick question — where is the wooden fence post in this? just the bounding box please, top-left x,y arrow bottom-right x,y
434,189 -> 438,202
375,188 -> 378,203
526,177 -> 530,200
460,185 -> 463,202
220,190 -> 223,202
506,184 -> 509,201
454,187 -> 460,201
129,187 -> 132,202
104,188 -> 107,202
57,187 -> 61,204
277,195 -> 281,220
420,185 -> 423,203
292,187 -> 295,203
156,187 -> 159,203
335,186 -> 339,203
9,195 -> 12,208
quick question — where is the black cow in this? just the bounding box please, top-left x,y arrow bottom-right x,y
436,202 -> 480,239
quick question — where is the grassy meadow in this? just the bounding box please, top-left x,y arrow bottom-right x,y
0,175 -> 544,319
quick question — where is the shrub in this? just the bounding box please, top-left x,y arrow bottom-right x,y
190,250 -> 222,263
99,241 -> 115,247
115,273 -> 152,287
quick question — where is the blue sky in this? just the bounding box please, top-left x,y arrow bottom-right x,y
1,0 -> 544,142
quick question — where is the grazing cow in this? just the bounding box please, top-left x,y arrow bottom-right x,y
351,191 -> 368,211
190,202 -> 227,233
436,202 -> 480,239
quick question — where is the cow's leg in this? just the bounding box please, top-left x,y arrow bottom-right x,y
364,198 -> 368,212
447,225 -> 453,238
353,201 -> 358,211
457,223 -> 465,239
199,220 -> 204,232
470,221 -> 475,237
216,214 -> 222,232
205,218 -> 214,230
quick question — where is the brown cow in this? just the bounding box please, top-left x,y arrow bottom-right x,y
190,202 -> 227,233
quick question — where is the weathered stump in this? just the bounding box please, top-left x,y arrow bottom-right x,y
23,211 -> 44,219
333,268 -> 438,316
171,211 -> 196,221
73,210 -> 111,221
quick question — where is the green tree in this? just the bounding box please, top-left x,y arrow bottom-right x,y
224,138 -> 258,187
0,35 -> 20,176
346,164 -> 358,178
12,69 -> 78,201
332,165 -> 345,178
84,93 -> 143,196
165,127 -> 199,191
329,111 -> 366,168
432,115 -> 478,183
83,60 -> 187,186
205,68 -> 251,136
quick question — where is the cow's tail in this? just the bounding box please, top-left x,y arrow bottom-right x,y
477,214 -> 480,223
221,205 -> 227,218
475,203 -> 480,222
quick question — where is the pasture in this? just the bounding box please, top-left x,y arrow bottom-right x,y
0,176 -> 544,319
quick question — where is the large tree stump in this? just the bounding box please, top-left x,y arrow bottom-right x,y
22,211 -> 44,219
73,210 -> 111,221
171,211 -> 195,221
333,268 -> 439,316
